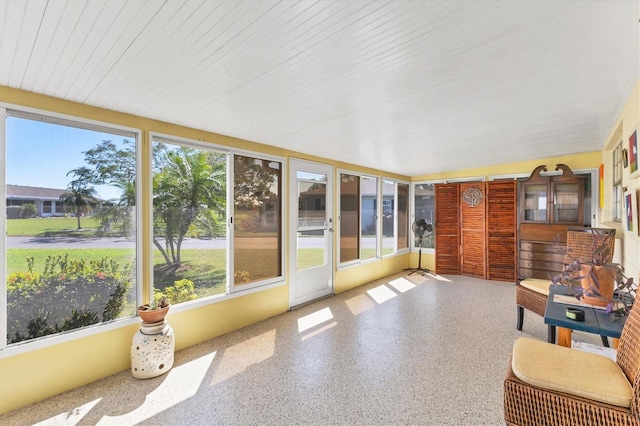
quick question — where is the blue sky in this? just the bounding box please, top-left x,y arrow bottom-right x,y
6,117 -> 130,200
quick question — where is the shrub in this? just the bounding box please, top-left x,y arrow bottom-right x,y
234,270 -> 251,283
21,203 -> 37,218
6,206 -> 22,219
155,278 -> 197,305
6,254 -> 132,344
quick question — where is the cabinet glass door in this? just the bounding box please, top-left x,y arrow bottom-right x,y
523,183 -> 547,222
553,182 -> 580,222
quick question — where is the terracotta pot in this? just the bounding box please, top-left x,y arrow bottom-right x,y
138,304 -> 170,324
579,264 -> 615,308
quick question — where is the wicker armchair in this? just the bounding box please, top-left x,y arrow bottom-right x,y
504,297 -> 640,425
516,278 -> 550,331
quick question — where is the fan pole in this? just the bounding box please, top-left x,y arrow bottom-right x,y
404,235 -> 431,276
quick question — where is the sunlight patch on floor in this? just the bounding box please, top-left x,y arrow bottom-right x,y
298,307 -> 334,332
34,398 -> 102,425
213,330 -> 276,385
345,293 -> 376,315
367,284 -> 397,304
99,351 -> 217,424
428,273 -> 451,282
388,277 -> 416,293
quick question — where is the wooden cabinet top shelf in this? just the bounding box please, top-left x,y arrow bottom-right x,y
519,163 -> 584,226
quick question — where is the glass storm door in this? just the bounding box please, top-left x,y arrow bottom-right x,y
289,159 -> 334,307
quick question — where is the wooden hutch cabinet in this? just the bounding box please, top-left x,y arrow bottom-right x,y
518,164 -> 585,280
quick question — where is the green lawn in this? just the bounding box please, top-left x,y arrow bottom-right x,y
6,217 -> 118,237
7,248 -> 136,275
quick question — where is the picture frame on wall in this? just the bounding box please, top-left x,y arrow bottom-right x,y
629,127 -> 638,178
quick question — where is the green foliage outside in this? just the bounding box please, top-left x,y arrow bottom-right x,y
8,248 -> 228,299
21,203 -> 37,218
6,254 -> 132,343
155,279 -> 198,305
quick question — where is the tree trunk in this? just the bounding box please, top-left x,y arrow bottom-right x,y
153,238 -> 172,266
76,208 -> 82,229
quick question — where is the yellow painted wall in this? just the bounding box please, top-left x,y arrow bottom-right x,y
335,255 -> 409,294
600,82 -> 640,281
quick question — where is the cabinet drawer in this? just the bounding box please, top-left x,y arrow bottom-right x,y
519,241 -> 563,254
519,267 -> 557,280
519,259 -> 563,274
518,251 -> 565,263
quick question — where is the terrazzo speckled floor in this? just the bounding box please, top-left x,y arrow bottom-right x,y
1,272 -> 604,425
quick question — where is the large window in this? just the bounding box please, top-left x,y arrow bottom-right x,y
382,180 -> 395,255
398,183 -> 409,250
413,183 -> 435,249
152,137 -> 227,302
612,141 -> 623,222
381,179 -> 410,256
338,172 -> 383,265
3,110 -> 139,346
232,154 -> 283,289
339,173 -> 359,264
150,140 -> 283,299
361,176 -> 378,260
2,112 -> 286,349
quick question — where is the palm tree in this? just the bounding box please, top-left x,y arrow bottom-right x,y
59,181 -> 100,229
153,148 -> 225,268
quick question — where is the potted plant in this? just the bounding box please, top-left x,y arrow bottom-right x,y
137,295 -> 170,324
553,228 -> 635,317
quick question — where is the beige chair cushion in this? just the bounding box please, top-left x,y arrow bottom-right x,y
512,337 -> 632,407
519,278 -> 551,296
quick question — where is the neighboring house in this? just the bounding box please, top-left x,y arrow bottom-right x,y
6,184 -> 68,218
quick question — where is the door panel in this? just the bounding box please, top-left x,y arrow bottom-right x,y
435,184 -> 460,274
460,182 -> 487,279
486,180 -> 517,281
289,159 -> 334,307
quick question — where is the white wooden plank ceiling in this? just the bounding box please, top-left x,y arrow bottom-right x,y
1,0 -> 638,177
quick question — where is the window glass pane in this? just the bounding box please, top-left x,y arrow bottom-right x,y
339,173 -> 359,263
361,176 -> 378,260
298,173 -> 326,228
152,140 -> 227,301
233,155 -> 282,285
553,182 -> 580,222
297,172 -> 327,271
413,183 -> 435,249
297,230 -> 325,270
613,143 -> 622,183
5,115 -> 137,344
398,183 -> 409,250
523,183 -> 548,222
382,179 -> 394,256
613,184 -> 623,221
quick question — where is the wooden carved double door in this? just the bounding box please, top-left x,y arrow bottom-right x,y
434,181 -> 517,282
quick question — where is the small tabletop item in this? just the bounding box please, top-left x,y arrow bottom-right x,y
565,307 -> 585,321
